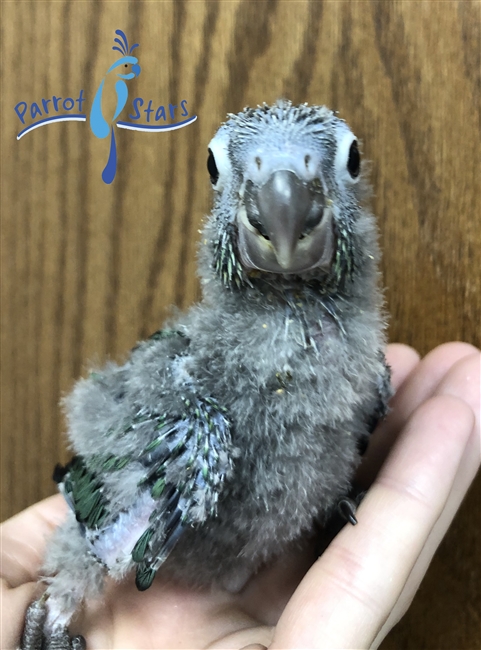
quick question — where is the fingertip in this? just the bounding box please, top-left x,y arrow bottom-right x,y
386,343 -> 420,362
436,350 -> 481,460
385,342 -> 480,433
434,351 -> 480,441
422,341 -> 479,365
1,495 -> 68,588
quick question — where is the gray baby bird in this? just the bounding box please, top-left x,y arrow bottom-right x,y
20,100 -> 392,650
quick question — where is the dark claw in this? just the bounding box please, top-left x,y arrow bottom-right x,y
316,487 -> 367,555
71,635 -> 87,650
337,497 -> 358,525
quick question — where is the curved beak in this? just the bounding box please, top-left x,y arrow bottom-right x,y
132,64 -> 141,77
257,171 -> 317,267
238,170 -> 334,274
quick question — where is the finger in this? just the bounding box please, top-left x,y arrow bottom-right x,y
373,418 -> 479,648
270,394 -> 474,649
0,495 -> 67,588
435,351 -> 480,435
385,342 -> 478,434
0,581 -> 39,649
358,342 -> 478,484
372,351 -> 480,646
207,627 -> 274,649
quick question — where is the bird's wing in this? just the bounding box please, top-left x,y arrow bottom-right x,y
90,78 -> 111,139
54,329 -> 235,591
113,80 -> 128,121
131,394 -> 234,590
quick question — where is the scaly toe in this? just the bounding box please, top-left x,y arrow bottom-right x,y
45,627 -> 71,650
20,599 -> 47,650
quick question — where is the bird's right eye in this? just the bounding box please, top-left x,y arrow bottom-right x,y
347,140 -> 361,178
207,149 -> 219,185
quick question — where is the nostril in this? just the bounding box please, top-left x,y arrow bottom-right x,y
255,156 -> 262,170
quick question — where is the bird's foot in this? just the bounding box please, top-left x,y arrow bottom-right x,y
19,598 -> 86,650
336,487 -> 366,526
336,497 -> 359,525
315,488 -> 367,555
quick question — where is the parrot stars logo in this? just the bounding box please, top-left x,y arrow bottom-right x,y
90,29 -> 142,183
14,29 -> 197,184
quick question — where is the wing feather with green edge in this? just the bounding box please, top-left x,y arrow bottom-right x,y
54,393 -> 235,592
132,395 -> 234,591
53,457 -> 110,530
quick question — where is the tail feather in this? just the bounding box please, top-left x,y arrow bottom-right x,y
102,127 -> 117,184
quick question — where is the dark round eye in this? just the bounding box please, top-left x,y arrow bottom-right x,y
347,140 -> 360,178
207,149 -> 219,185
124,64 -> 128,68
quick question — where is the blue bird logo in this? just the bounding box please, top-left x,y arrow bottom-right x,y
90,29 -> 141,184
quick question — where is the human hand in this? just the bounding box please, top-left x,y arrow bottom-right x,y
1,342 -> 479,649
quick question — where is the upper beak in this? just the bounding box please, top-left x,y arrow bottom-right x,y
132,64 -> 141,77
239,170 -> 333,274
255,171 -> 319,267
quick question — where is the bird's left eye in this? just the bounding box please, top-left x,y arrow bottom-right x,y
334,131 -> 362,185
207,149 -> 219,185
124,64 -> 128,68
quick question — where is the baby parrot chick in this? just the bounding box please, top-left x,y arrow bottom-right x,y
20,100 -> 392,650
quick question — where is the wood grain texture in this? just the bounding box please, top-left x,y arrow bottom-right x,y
1,1 -> 480,647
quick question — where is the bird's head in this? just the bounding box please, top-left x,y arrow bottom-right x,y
110,29 -> 141,79
205,101 -> 370,294
108,56 -> 141,80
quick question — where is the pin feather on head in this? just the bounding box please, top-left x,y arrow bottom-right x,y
20,100 -> 392,650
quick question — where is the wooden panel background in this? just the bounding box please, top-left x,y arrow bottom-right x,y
1,1 -> 480,648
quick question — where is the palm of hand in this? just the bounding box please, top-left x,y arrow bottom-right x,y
76,546 -> 311,648
2,343 -> 479,650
